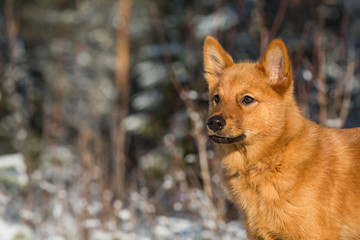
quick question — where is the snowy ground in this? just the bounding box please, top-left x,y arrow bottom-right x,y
0,219 -> 33,240
0,153 -> 248,240
89,217 -> 247,240
0,214 -> 247,240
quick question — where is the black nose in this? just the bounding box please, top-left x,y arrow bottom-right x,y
207,115 -> 226,132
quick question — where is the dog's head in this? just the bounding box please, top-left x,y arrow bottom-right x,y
203,37 -> 294,145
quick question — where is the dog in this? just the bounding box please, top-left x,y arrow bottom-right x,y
203,36 -> 360,240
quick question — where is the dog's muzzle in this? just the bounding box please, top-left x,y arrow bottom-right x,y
207,115 -> 245,144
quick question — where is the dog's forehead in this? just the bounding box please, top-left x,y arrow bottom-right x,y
220,62 -> 266,88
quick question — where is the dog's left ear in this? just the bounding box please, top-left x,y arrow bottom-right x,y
259,39 -> 292,94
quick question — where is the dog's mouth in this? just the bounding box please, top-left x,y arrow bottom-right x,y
209,134 -> 245,144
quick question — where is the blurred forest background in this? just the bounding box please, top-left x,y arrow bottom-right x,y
1,0 -> 360,239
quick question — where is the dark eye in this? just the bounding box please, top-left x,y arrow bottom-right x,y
214,94 -> 220,103
242,95 -> 255,105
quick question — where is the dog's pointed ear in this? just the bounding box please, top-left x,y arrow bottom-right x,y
259,39 -> 292,94
203,36 -> 234,89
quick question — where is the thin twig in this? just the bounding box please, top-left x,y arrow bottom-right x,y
315,7 -> 327,126
334,1 -> 349,120
256,0 -> 288,55
293,21 -> 313,113
268,0 -> 289,42
316,34 -> 327,126
339,49 -> 356,128
226,0 -> 249,51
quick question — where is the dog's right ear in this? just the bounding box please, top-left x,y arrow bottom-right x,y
203,36 -> 234,89
259,39 -> 292,94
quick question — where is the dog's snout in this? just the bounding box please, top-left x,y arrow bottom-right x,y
207,115 -> 226,132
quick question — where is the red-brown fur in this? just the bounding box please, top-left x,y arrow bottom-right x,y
204,36 -> 360,240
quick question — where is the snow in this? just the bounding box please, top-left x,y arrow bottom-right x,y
0,218 -> 33,240
0,216 -> 247,240
0,153 -> 28,187
0,153 -> 248,240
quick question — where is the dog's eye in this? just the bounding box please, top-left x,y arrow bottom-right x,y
242,95 -> 255,105
214,94 -> 220,103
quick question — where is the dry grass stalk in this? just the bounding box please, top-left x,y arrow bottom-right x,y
113,0 -> 133,200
